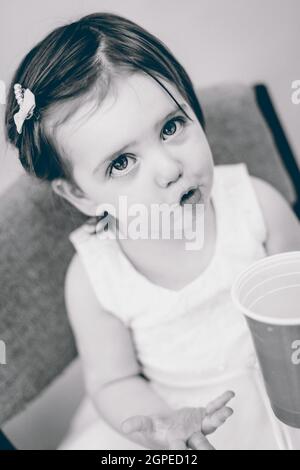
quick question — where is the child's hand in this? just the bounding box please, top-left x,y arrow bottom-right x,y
83,214 -> 109,234
121,390 -> 235,450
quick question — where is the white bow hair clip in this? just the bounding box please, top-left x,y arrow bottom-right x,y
13,83 -> 37,134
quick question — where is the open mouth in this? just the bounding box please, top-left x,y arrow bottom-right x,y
180,187 -> 202,206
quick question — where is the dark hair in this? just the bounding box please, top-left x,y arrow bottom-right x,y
4,12 -> 206,188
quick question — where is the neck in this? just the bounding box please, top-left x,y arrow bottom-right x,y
116,196 -> 214,260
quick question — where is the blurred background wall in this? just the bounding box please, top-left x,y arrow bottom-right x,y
0,0 -> 299,198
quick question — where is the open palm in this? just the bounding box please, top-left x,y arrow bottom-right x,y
121,390 -> 235,450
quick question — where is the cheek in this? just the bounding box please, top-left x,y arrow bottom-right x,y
110,190 -> 144,214
186,128 -> 213,169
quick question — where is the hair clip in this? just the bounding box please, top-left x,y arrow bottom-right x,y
13,83 -> 37,134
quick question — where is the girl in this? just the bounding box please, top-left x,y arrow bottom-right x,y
5,12 -> 300,450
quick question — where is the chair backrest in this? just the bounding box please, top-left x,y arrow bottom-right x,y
0,82 -> 296,426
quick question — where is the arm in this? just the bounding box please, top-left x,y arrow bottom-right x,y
250,176 -> 300,255
64,253 -> 172,449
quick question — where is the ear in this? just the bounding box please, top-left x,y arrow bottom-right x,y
51,178 -> 97,217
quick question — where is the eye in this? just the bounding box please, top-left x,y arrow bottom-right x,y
107,154 -> 137,178
106,115 -> 188,179
161,116 -> 188,141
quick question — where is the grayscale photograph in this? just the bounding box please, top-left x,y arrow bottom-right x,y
0,0 -> 300,452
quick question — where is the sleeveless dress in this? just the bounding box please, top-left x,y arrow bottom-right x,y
59,163 -> 286,450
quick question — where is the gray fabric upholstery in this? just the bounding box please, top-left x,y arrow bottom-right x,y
0,83 -> 296,426
200,83 -> 295,202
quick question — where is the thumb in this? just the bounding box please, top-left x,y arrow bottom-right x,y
121,415 -> 154,435
187,431 -> 215,450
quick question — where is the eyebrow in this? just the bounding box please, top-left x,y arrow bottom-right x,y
92,102 -> 189,174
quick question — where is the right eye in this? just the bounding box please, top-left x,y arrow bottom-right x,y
107,154 -> 137,178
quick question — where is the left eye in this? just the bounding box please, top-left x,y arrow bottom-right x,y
161,116 -> 187,140
107,154 -> 136,178
106,116 -> 188,178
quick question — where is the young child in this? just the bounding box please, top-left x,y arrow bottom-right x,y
5,12 -> 300,450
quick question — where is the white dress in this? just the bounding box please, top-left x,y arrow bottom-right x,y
59,163 -> 285,450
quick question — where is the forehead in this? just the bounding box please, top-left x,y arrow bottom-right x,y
50,73 -> 187,170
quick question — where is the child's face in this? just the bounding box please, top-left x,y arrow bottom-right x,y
51,72 -> 214,228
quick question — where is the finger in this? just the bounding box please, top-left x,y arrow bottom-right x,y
83,213 -> 109,233
187,431 -> 215,450
121,415 -> 154,435
202,407 -> 233,435
169,439 -> 188,450
83,218 -> 98,233
85,216 -> 98,225
183,407 -> 206,431
205,391 -> 235,415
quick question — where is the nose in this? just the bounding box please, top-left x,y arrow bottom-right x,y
154,150 -> 183,189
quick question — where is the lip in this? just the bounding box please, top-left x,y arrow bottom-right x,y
178,185 -> 199,205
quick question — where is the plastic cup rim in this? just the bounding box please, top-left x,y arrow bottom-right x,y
236,251 -> 300,287
231,251 -> 300,326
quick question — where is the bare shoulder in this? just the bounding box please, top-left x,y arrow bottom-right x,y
64,253 -> 142,390
250,176 -> 300,254
64,253 -> 114,324
65,253 -> 90,301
